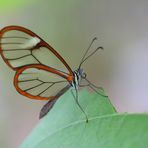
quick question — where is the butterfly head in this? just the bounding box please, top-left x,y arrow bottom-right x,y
74,68 -> 86,81
78,68 -> 87,79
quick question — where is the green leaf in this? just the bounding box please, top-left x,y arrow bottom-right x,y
21,89 -> 148,148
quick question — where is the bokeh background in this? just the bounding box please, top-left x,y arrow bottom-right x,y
0,0 -> 148,147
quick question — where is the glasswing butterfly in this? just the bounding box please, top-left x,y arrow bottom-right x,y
0,26 -> 104,122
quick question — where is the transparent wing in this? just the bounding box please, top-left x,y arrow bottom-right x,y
14,65 -> 70,100
0,26 -> 73,76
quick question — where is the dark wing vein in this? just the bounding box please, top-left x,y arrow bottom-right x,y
19,78 -> 38,82
2,49 -> 31,51
2,36 -> 29,39
37,79 -> 67,83
24,82 -> 44,92
37,83 -> 55,96
0,42 -> 24,44
19,79 -> 67,92
6,54 -> 31,60
21,72 -> 38,75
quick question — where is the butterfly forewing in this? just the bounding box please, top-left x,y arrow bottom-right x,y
32,46 -> 69,74
0,26 -> 73,76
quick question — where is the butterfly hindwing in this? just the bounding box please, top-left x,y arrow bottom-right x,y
14,64 -> 69,100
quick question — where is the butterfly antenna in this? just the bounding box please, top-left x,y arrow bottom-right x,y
71,88 -> 88,122
79,46 -> 103,69
79,37 -> 97,69
79,38 -> 104,69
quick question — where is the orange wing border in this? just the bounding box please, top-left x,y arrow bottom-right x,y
0,26 -> 74,100
0,25 -> 74,76
14,64 -> 73,100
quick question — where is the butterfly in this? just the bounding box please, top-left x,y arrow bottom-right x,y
0,26 -> 104,122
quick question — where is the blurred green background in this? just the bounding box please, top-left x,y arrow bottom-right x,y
1,0 -> 148,147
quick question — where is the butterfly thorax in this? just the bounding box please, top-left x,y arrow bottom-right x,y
71,68 -> 86,89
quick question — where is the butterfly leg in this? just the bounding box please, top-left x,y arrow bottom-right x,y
70,88 -> 88,122
79,78 -> 108,97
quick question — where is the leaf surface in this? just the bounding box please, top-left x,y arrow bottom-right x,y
21,89 -> 148,148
